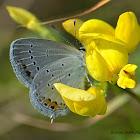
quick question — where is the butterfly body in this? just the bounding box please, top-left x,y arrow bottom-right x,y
10,38 -> 86,119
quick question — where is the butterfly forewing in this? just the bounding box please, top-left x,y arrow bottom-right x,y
10,38 -> 82,88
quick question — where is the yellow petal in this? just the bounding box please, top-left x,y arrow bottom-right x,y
62,19 -> 84,40
6,6 -> 55,39
6,6 -> 40,29
53,83 -> 107,117
79,33 -> 125,48
115,12 -> 140,53
79,19 -> 115,45
87,86 -> 107,115
54,83 -> 96,101
117,64 -> 137,89
86,37 -> 128,82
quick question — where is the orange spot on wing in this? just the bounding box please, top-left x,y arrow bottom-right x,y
45,99 -> 51,105
49,102 -> 58,109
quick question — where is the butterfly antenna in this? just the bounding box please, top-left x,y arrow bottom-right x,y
50,24 -> 76,48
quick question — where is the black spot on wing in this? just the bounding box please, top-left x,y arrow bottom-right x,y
25,71 -> 31,77
22,64 -> 27,69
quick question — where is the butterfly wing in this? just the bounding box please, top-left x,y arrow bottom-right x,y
10,38 -> 86,118
10,38 -> 83,88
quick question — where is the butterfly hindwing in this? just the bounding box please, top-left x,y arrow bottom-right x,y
30,55 -> 86,118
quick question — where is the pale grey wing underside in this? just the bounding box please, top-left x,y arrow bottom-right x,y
10,38 -> 86,118
30,55 -> 86,118
10,38 -> 83,88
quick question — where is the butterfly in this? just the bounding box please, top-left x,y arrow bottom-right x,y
10,38 -> 87,120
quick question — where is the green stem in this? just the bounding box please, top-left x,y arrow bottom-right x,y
110,83 -> 140,103
121,88 -> 140,103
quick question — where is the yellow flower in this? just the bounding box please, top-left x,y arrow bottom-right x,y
62,18 -> 115,47
62,12 -> 138,88
86,36 -> 128,82
115,12 -> 140,53
53,83 -> 107,117
79,19 -> 115,46
117,64 -> 137,89
6,6 -> 55,39
63,12 -> 140,53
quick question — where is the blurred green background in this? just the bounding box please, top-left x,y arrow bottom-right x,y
0,0 -> 140,139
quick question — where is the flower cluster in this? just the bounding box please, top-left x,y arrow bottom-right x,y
54,12 -> 140,117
